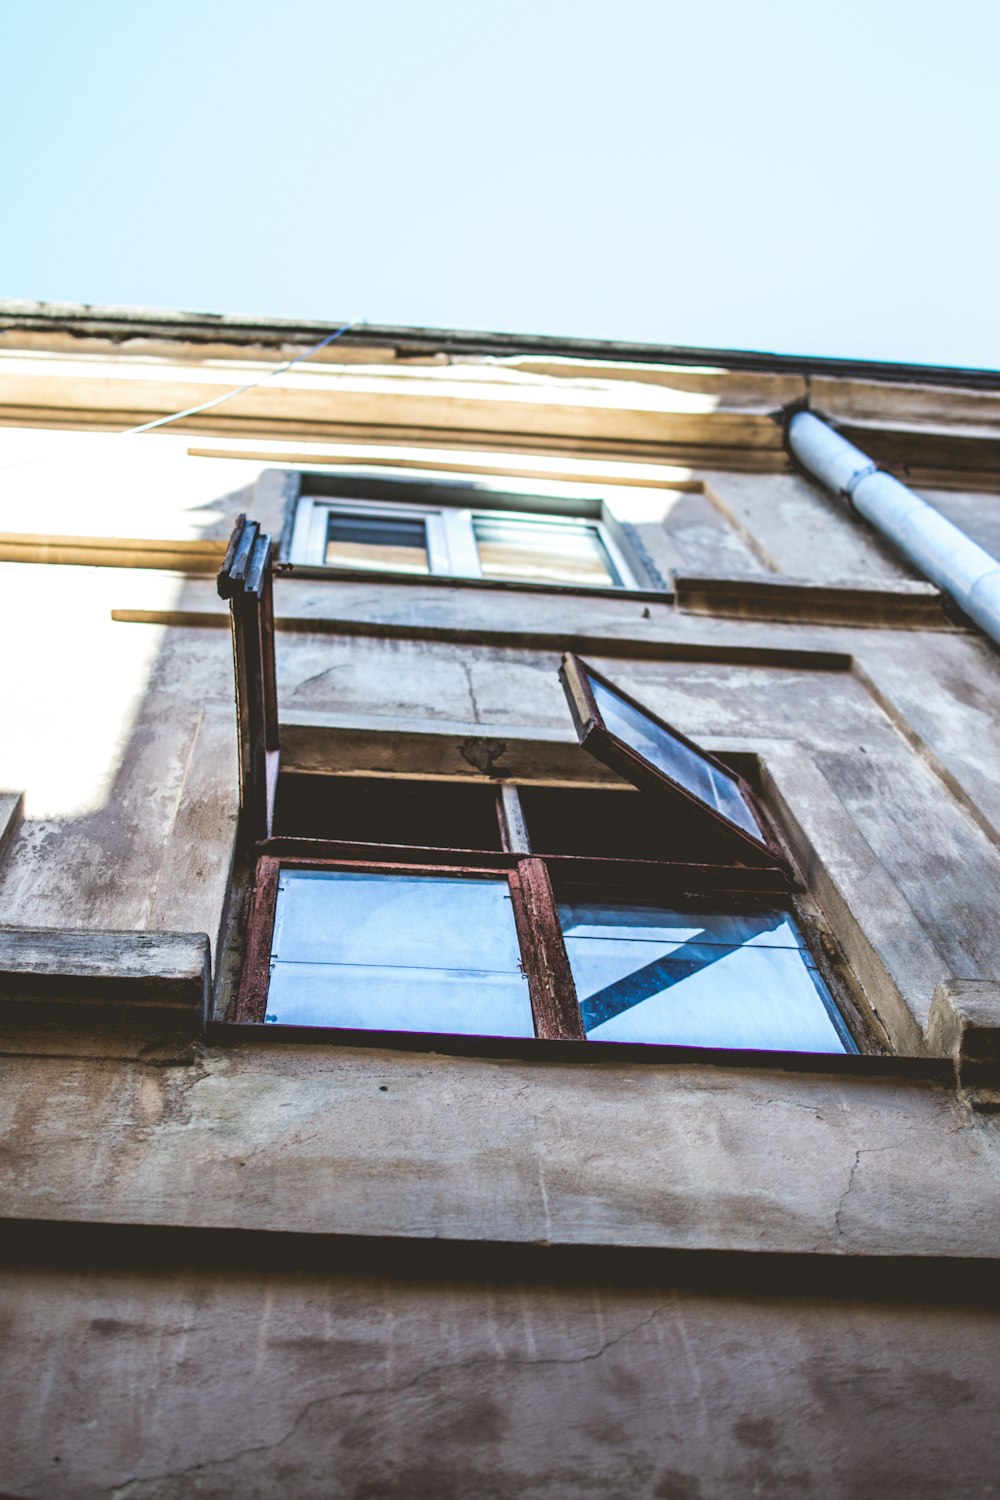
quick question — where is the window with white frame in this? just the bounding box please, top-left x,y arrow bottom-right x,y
287,487 -> 641,590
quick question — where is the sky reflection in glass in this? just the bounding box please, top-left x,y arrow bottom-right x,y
267,869 -> 533,1035
474,516 -> 619,587
559,900 -> 852,1052
589,677 -> 762,840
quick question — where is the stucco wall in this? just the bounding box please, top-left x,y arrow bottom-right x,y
2,353 -> 1000,1499
2,1258 -> 998,1500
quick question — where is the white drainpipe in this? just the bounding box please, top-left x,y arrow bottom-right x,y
787,409 -> 1000,649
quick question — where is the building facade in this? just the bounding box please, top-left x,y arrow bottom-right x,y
1,302 -> 999,1498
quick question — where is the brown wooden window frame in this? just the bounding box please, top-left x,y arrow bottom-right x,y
234,818 -> 793,1041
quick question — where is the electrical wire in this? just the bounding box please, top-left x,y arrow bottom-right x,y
0,316 -> 359,473
120,317 -> 357,434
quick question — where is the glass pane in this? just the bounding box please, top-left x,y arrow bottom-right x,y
266,869 -> 533,1036
589,676 -> 763,840
558,899 -> 853,1053
325,513 -> 429,574
473,516 -> 620,587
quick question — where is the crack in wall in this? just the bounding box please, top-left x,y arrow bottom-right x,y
459,658 -> 482,724
107,1305 -> 668,1497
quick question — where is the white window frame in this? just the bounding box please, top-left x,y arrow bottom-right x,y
288,494 -> 640,589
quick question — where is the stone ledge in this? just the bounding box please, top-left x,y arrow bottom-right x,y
674,574 -> 953,629
0,792 -> 23,864
927,980 -> 1000,1103
4,1217 -> 1000,1301
0,928 -> 210,1058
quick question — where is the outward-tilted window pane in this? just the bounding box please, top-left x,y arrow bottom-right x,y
473,516 -> 620,587
266,870 -> 532,1036
325,513 -> 429,574
589,677 -> 762,840
558,899 -> 853,1052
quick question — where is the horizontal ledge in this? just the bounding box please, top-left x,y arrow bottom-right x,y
0,533 -> 226,571
2,1217 -> 995,1302
111,608 -> 854,668
273,561 -> 673,604
0,411 -> 792,470
674,574 -> 956,630
189,444 -> 705,490
278,720 -> 620,783
6,300 -> 1000,391
0,926 -> 210,1008
208,1022 -> 946,1079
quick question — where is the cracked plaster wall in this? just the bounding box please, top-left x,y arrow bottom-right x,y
2,1265 -> 999,1500
2,1048 -> 999,1260
4,446 -> 1000,1497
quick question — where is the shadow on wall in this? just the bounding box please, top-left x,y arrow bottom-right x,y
0,478 -> 257,955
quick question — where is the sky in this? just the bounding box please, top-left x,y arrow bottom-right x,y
1,0 -> 998,368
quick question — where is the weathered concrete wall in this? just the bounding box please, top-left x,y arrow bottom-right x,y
1,1045 -> 997,1259
3,355 -> 1000,1499
699,470 -> 918,582
0,562 -> 237,942
919,487 -> 1000,559
5,548 -> 1000,1046
2,1261 -> 998,1500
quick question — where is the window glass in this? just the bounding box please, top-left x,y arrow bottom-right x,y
589,677 -> 762,840
473,515 -> 620,587
266,869 -> 533,1036
325,513 -> 429,574
558,898 -> 853,1052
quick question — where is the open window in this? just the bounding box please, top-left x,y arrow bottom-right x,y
219,519 -> 857,1055
559,653 -> 789,871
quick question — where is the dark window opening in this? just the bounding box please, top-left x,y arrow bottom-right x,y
273,773 -> 504,851
518,785 -> 760,864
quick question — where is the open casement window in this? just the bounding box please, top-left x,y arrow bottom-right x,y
220,519 -> 855,1055
218,516 -> 280,844
559,653 -> 790,873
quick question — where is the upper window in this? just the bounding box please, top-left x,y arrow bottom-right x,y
287,486 -> 640,590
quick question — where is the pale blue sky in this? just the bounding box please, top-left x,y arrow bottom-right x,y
2,0 -> 998,366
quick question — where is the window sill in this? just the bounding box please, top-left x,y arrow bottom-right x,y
275,559 -> 672,605
207,1020 -> 952,1083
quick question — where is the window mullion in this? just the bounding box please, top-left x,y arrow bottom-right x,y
424,511 -> 454,574
290,497 -> 324,563
235,856 -> 281,1023
442,509 -> 482,578
498,784 -> 532,853
595,518 -> 636,589
510,856 -> 584,1040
